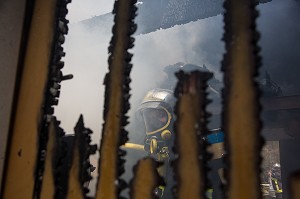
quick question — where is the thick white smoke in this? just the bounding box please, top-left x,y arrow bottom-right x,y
55,2 -> 225,196
55,1 -> 225,146
53,0 -> 300,197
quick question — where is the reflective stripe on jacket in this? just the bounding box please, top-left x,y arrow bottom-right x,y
271,177 -> 283,193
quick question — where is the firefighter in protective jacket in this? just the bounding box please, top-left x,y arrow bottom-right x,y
270,163 -> 283,198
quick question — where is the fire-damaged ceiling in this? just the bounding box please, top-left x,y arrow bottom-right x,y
81,0 -> 271,35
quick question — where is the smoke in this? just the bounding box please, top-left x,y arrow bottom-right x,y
128,16 -> 225,140
257,0 -> 300,95
54,0 -> 300,149
54,2 -> 114,195
54,0 -> 300,196
56,1 -> 225,141
55,3 -> 225,195
66,0 -> 114,22
257,2 -> 300,197
125,12 -> 226,198
55,23 -> 112,142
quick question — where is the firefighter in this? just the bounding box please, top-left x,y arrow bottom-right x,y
136,88 -> 226,199
124,63 -> 225,198
270,163 -> 283,199
135,63 -> 226,198
206,129 -> 226,199
126,63 -> 284,198
136,88 -> 176,198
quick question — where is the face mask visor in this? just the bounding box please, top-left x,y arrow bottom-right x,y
141,107 -> 171,135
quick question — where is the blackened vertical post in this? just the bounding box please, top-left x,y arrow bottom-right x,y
173,71 -> 212,199
222,0 -> 263,198
130,158 -> 160,199
95,0 -> 137,199
1,0 -> 64,198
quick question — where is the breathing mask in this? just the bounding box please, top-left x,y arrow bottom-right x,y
137,89 -> 175,162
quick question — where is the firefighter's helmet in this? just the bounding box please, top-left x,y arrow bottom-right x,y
136,88 -> 175,159
271,163 -> 281,179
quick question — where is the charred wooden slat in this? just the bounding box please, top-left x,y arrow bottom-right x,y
222,0 -> 263,198
1,0 -> 63,198
66,116 -> 89,199
66,143 -> 82,199
65,115 -> 96,199
33,0 -> 72,197
53,121 -> 69,199
95,0 -> 137,198
173,71 -> 212,199
130,158 -> 161,199
2,0 -> 72,198
40,117 -> 66,199
40,120 -> 56,199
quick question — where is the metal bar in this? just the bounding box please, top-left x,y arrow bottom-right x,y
222,0 -> 263,198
